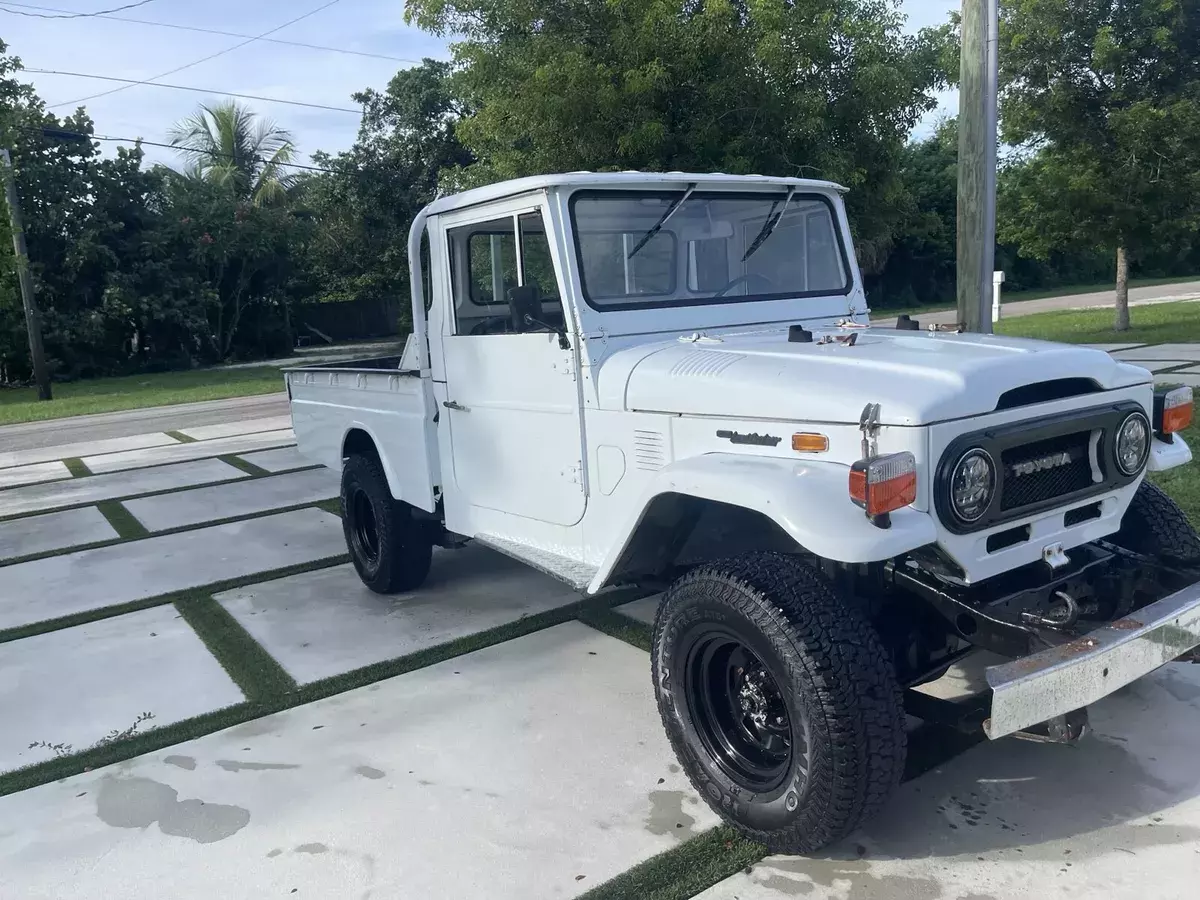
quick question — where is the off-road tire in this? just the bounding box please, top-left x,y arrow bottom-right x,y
341,453 -> 432,593
1112,480 -> 1200,565
652,551 -> 906,854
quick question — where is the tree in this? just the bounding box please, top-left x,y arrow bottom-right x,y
299,60 -> 473,332
169,100 -> 299,207
998,0 -> 1200,331
403,0 -> 954,273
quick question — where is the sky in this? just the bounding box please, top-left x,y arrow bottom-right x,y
0,0 -> 959,169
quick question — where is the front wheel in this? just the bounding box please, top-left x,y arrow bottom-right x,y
341,454 -> 432,594
1112,479 -> 1200,565
652,552 -> 906,854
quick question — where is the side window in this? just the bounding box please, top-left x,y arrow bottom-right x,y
447,210 -> 566,336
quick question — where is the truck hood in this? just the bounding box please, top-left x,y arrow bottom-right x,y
602,326 -> 1151,426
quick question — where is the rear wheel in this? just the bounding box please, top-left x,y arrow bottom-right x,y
1112,480 -> 1200,565
341,454 -> 432,593
652,552 -> 906,854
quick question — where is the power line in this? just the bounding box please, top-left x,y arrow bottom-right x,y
20,123 -> 343,173
26,68 -> 363,114
50,0 -> 347,108
0,0 -> 156,17
0,1 -> 419,64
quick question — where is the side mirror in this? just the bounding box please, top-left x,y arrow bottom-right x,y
507,285 -> 541,333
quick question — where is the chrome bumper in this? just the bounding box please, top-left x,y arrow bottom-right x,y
984,579 -> 1200,739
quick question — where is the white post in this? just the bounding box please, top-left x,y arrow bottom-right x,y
992,270 -> 1006,323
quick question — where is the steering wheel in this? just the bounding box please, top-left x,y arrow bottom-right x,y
713,273 -> 776,298
470,316 -> 511,336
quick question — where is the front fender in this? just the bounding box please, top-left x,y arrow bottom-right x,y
587,453 -> 936,594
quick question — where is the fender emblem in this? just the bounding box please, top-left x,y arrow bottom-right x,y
1011,451 -> 1073,477
716,430 -> 782,447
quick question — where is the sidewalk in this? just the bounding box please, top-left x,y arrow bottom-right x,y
872,280 -> 1200,327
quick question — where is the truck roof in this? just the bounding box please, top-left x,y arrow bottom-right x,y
423,171 -> 849,216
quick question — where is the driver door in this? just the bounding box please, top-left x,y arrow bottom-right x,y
437,202 -> 586,528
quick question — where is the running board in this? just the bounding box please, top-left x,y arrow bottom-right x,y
473,534 -> 597,592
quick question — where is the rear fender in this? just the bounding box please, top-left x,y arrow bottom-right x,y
586,453 -> 936,594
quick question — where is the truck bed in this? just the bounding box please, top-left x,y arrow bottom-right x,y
285,353 -> 439,513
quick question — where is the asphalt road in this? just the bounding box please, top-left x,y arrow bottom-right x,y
0,393 -> 290,453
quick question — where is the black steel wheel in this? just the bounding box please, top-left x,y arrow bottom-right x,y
652,552 -> 905,854
340,453 -> 432,594
684,628 -> 807,795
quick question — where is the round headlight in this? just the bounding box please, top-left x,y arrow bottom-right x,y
950,448 -> 996,523
1115,412 -> 1150,475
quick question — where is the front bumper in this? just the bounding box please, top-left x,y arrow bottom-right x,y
983,579 -> 1200,739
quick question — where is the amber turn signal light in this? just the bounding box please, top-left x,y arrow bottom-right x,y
849,452 -> 917,518
792,432 -> 829,453
1154,386 -> 1193,435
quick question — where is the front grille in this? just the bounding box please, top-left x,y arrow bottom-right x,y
1000,431 -> 1094,511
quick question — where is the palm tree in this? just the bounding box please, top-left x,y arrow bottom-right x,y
169,100 -> 298,206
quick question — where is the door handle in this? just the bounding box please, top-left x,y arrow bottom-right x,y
443,400 -> 468,412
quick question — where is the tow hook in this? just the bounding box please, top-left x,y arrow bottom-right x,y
1011,708 -> 1090,745
1020,589 -> 1081,630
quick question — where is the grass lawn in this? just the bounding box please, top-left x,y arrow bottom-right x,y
0,366 -> 286,426
996,298 -> 1200,344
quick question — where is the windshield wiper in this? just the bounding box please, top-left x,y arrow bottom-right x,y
627,182 -> 697,258
742,185 -> 797,262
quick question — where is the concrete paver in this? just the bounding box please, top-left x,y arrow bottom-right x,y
234,446 -> 314,474
0,605 -> 244,773
1154,373 -> 1200,388
0,460 -> 71,490
0,622 -> 719,900
1113,343 -> 1200,361
0,507 -> 118,561
1120,360 -> 1194,373
619,594 -> 661,626
82,430 -> 295,474
0,394 -> 288,454
1083,343 -> 1147,352
216,547 -> 582,683
0,432 -> 179,471
124,469 -> 339,533
0,508 -> 343,632
0,458 -> 248,519
697,664 -> 1200,900
177,415 -> 293,442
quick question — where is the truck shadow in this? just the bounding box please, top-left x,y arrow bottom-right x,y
865,663 -> 1200,862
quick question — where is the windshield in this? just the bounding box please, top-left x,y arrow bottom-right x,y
569,190 -> 850,311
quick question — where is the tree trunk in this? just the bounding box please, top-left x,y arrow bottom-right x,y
1114,245 -> 1130,332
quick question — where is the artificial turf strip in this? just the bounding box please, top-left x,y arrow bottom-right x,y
0,589 -> 642,798
314,497 -> 342,517
580,827 -> 766,900
62,457 -> 92,478
165,430 -> 198,443
0,554 -> 349,645
218,454 -> 271,477
578,606 -> 653,652
95,500 -> 149,540
175,593 -> 298,700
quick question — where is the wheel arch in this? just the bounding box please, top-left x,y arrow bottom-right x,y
339,423 -> 429,509
587,453 -> 937,594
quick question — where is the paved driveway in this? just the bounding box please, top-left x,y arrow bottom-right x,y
1,361 -> 1198,898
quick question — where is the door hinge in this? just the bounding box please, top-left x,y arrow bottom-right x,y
565,462 -> 583,488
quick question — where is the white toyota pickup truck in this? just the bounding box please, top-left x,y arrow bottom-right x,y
287,171 -> 1200,853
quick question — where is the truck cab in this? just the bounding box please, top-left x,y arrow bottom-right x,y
288,172 -> 1200,854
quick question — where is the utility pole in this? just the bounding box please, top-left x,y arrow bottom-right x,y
956,0 -> 1000,334
1,147 -> 51,400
